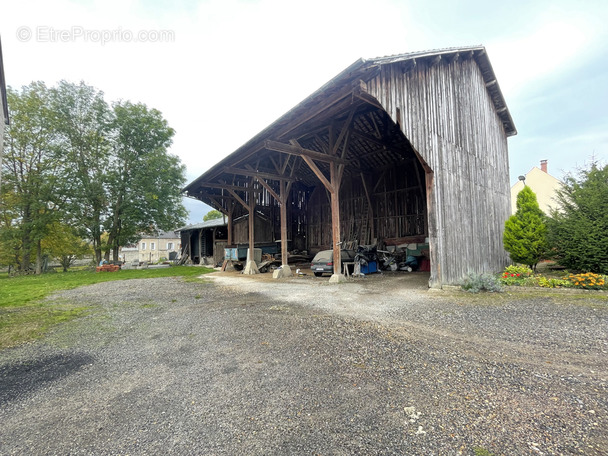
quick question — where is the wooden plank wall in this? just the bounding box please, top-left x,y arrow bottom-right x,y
233,214 -> 274,244
366,57 -> 511,286
307,161 -> 427,252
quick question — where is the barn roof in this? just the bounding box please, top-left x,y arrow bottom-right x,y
184,45 -> 515,210
176,218 -> 227,232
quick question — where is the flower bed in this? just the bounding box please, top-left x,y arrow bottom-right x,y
499,266 -> 607,290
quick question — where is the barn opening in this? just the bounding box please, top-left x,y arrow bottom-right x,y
183,90 -> 431,276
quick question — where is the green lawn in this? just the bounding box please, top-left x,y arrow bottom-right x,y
0,266 -> 213,350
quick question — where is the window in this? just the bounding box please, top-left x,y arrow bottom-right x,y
167,242 -> 174,250
151,242 -> 156,251
141,242 -> 146,250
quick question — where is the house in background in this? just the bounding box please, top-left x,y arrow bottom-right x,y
1,36 -> 10,190
511,160 -> 563,215
120,231 -> 181,264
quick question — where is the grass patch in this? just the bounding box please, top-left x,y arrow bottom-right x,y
0,266 -> 213,350
0,304 -> 89,349
473,447 -> 494,456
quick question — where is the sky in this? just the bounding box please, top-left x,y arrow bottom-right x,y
2,0 -> 607,223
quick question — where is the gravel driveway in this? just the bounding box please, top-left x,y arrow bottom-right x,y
1,271 -> 606,455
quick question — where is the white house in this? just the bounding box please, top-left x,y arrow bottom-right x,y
511,160 -> 563,215
120,231 -> 181,264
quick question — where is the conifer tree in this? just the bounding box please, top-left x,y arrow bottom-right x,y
503,186 -> 547,270
547,163 -> 608,273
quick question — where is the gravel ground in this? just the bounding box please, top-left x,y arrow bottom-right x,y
0,270 -> 607,455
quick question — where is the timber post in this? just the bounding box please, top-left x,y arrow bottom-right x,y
243,184 -> 259,274
277,179 -> 292,277
328,161 -> 345,283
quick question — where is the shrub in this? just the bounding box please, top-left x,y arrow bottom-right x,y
534,276 -> 570,288
565,272 -> 606,290
461,273 -> 503,293
499,265 -> 533,286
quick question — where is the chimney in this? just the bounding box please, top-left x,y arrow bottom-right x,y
540,159 -> 548,173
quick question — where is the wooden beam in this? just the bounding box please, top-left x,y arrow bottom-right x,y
280,155 -> 291,175
401,58 -> 417,73
291,156 -> 302,178
226,187 -> 250,212
279,180 -> 289,266
330,161 -> 342,276
360,172 -> 375,241
249,187 -> 255,249
227,200 -> 234,246
339,129 -> 351,160
429,55 -> 442,67
255,177 -> 281,203
199,181 -> 261,193
245,185 -> 258,274
332,107 -> 356,156
448,52 -> 460,64
264,140 -> 348,165
301,155 -> 332,193
350,129 -> 388,149
373,170 -> 387,193
314,134 -> 329,154
223,166 -> 294,182
269,155 -> 280,174
206,196 -> 229,216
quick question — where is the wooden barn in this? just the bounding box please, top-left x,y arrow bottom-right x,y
183,46 -> 516,287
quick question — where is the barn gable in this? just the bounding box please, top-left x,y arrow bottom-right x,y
183,46 -> 516,287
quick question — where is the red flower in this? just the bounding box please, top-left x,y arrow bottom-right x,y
516,273 -> 520,277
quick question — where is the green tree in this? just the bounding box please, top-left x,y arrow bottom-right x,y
103,101 -> 186,261
203,209 -> 223,222
0,190 -> 22,270
41,222 -> 92,272
1,82 -> 62,273
1,80 -> 188,270
503,186 -> 548,270
50,81 -> 113,265
547,162 -> 608,273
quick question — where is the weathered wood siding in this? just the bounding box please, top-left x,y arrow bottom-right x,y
233,214 -> 274,244
367,58 -> 511,286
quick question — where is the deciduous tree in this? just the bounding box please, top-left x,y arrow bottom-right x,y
51,81 -> 113,265
1,80 -> 187,271
1,82 -> 61,272
203,209 -> 223,222
104,101 -> 187,261
42,222 -> 92,272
